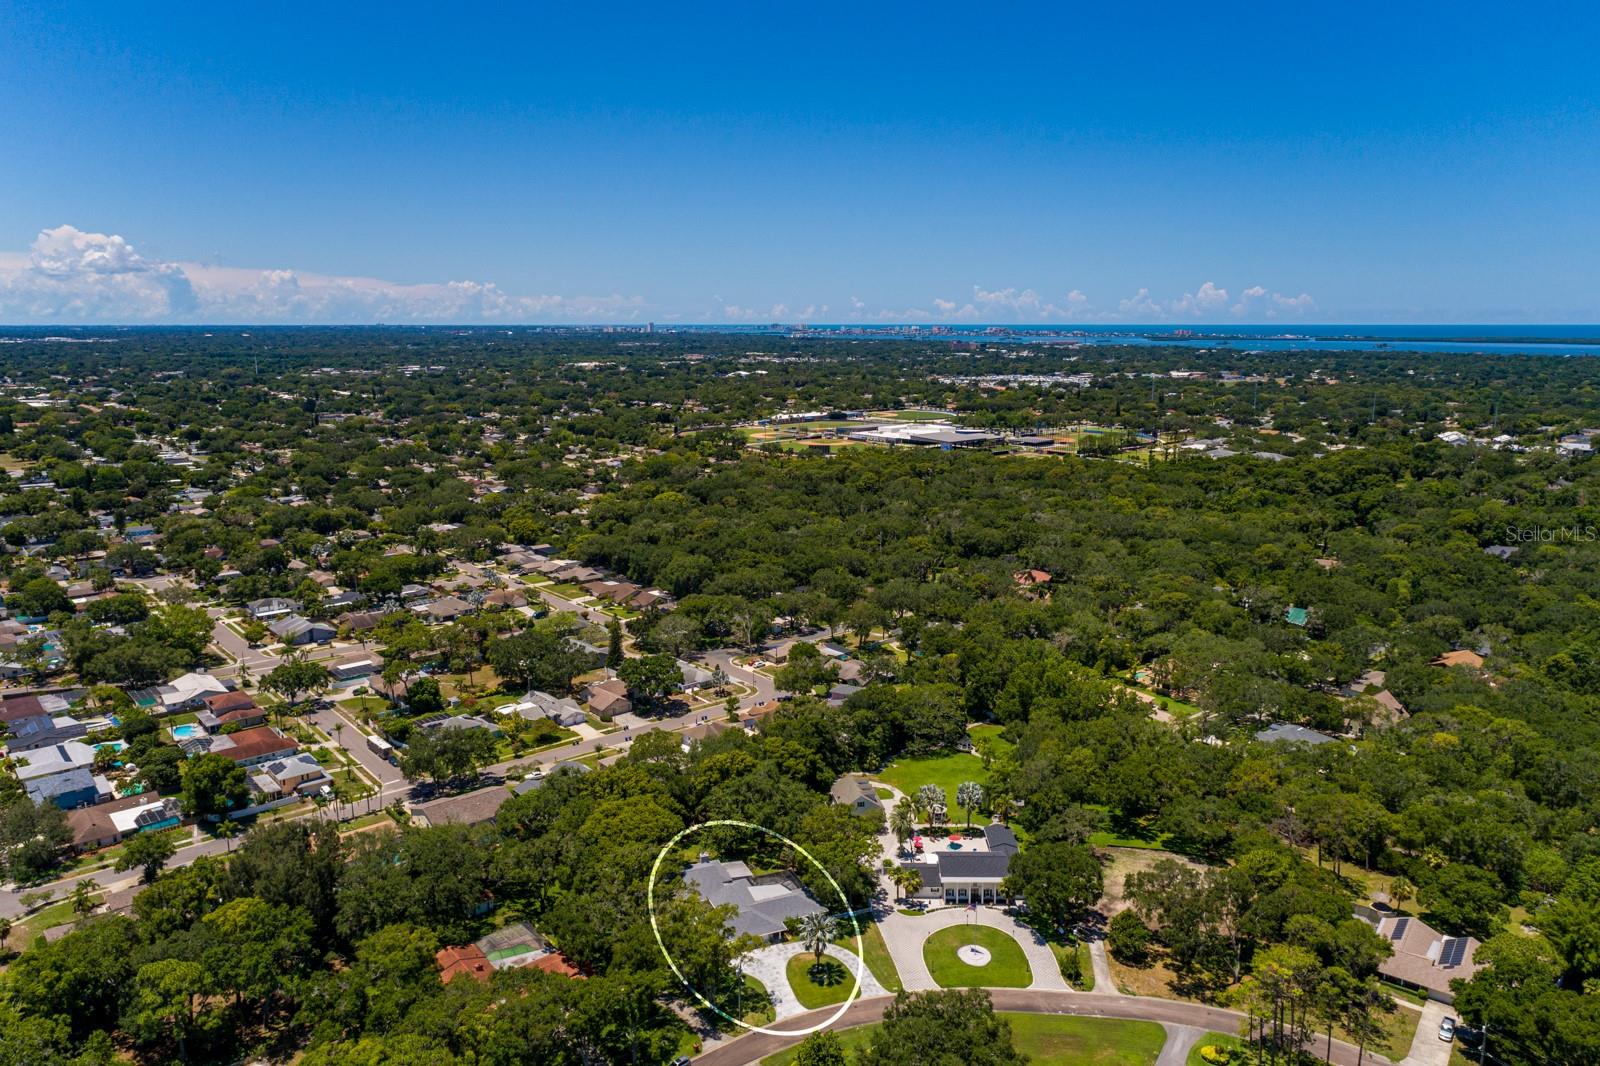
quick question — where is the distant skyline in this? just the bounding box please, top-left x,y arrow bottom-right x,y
2,2 -> 1597,325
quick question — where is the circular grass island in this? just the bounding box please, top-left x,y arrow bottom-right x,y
922,924 -> 1032,988
786,952 -> 857,1009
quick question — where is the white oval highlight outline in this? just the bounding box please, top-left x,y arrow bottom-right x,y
647,818 -> 866,1037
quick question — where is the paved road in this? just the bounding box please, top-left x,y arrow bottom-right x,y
1156,1023 -> 1206,1066
691,990 -> 1396,1066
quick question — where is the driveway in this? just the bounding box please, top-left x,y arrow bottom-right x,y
738,941 -> 888,1021
1399,1000 -> 1454,1066
877,905 -> 1071,992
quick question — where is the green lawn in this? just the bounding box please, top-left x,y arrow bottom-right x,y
877,749 -> 991,815
1085,804 -> 1171,850
970,723 -> 1014,761
923,924 -> 1032,988
832,919 -> 902,993
786,953 -> 857,1009
339,695 -> 390,715
1009,1014 -> 1167,1065
1187,1033 -> 1245,1065
1049,938 -> 1095,990
761,1013 -> 1167,1066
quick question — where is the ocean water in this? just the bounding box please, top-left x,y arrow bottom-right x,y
686,323 -> 1600,356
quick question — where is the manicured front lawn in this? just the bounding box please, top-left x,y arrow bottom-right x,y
923,924 -> 1032,988
876,749 -> 991,815
832,917 -> 902,993
761,1013 -> 1168,1066
786,952 -> 857,1009
339,696 -> 390,715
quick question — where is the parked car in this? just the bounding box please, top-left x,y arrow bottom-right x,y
1438,1017 -> 1457,1042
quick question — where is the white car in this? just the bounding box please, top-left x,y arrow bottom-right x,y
1438,1017 -> 1456,1042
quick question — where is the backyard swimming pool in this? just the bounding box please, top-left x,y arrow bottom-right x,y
171,724 -> 202,741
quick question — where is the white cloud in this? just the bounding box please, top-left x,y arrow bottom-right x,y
838,282 -> 1315,324
0,224 -> 644,323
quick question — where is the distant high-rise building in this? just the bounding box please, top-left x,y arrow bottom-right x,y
646,322 -> 654,333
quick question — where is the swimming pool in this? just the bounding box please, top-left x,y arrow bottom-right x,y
171,724 -> 202,741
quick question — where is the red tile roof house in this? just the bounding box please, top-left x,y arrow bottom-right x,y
180,725 -> 298,767
436,945 -> 494,985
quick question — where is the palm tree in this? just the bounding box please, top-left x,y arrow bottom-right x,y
797,911 -> 837,965
889,800 -> 916,855
955,781 -> 984,829
891,866 -> 923,904
216,818 -> 240,852
916,784 -> 943,824
70,879 -> 100,921
1388,876 -> 1415,911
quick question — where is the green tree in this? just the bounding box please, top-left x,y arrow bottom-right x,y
264,652 -> 330,707
795,1030 -> 850,1066
858,989 -> 1027,1066
889,799 -> 916,854
180,753 -> 250,819
1002,841 -> 1103,934
798,911 -> 837,964
123,958 -> 206,1062
606,618 -> 624,671
618,653 -> 682,705
399,725 -> 500,783
116,831 -> 178,883
955,780 -> 984,828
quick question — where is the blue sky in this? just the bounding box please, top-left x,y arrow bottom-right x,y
2,2 -> 1597,324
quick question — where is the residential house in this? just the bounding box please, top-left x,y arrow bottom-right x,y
684,857 -> 825,942
14,741 -> 111,808
1432,649 -> 1485,670
829,773 -> 884,817
483,588 -> 527,609
157,672 -> 230,712
270,614 -> 336,646
322,589 -> 365,611
411,785 -> 511,828
826,682 -> 863,707
2,709 -> 89,753
330,653 -> 383,682
900,823 -> 1020,907
417,714 -> 501,736
180,725 -> 298,767
1255,723 -> 1338,745
247,597 -> 300,620
337,610 -> 387,634
507,690 -> 586,727
677,659 -> 715,692
66,794 -> 182,852
249,753 -> 331,800
581,678 -> 632,720
436,944 -> 495,985
419,595 -> 473,623
1359,910 -> 1483,1003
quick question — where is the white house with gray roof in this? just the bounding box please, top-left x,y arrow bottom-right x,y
684,857 -> 825,942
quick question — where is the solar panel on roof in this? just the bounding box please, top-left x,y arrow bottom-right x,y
1440,937 -> 1469,967
1389,917 -> 1410,940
